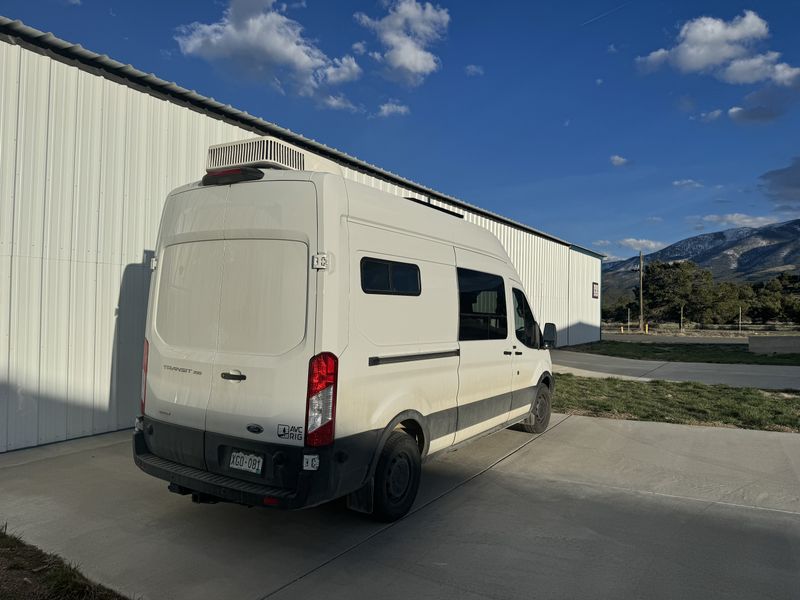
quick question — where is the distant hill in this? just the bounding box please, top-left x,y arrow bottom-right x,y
603,219 -> 800,306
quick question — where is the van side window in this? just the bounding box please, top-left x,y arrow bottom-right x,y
361,257 -> 421,296
512,288 -> 539,349
457,268 -> 508,341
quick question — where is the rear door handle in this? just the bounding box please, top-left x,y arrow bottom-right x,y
514,352 -> 523,355
503,351 -> 512,356
221,370 -> 247,381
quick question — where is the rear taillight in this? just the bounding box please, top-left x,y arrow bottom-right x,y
305,352 -> 338,447
140,338 -> 149,416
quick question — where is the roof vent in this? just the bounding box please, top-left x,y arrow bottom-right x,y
207,137 -> 305,172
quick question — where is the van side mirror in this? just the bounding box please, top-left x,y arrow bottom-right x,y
542,323 -> 557,349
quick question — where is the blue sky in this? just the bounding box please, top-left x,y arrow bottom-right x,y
4,1 -> 800,261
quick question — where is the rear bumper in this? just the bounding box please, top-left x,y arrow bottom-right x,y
133,433 -> 305,508
132,417 -> 376,509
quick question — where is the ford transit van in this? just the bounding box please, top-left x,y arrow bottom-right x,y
133,137 -> 556,521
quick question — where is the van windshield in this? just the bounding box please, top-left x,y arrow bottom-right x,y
156,239 -> 308,355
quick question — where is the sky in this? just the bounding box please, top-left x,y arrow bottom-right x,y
3,0 -> 800,261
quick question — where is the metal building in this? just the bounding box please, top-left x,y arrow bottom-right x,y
0,17 -> 601,453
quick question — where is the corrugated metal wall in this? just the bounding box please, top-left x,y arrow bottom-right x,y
567,250 -> 602,346
0,42 -> 254,452
0,40 -> 599,453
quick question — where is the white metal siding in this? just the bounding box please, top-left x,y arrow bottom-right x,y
0,40 -> 599,453
0,42 -> 252,452
568,250 -> 602,346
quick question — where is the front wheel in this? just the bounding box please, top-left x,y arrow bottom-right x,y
371,431 -> 421,522
521,386 -> 551,434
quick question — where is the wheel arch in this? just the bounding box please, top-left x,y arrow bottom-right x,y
537,371 -> 554,394
364,409 -> 429,483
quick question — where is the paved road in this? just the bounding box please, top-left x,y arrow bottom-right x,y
602,332 -> 748,345
1,417 -> 798,599
552,349 -> 800,389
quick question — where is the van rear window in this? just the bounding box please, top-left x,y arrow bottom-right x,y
457,268 -> 508,341
155,239 -> 308,355
361,257 -> 421,296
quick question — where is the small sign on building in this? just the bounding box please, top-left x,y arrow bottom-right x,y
592,282 -> 599,299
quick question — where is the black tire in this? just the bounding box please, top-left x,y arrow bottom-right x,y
521,386 -> 551,434
371,431 -> 421,522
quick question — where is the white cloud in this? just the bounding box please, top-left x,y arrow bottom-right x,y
465,64 -> 484,76
636,48 -> 669,72
673,179 -> 703,188
595,78 -> 604,86
645,216 -> 663,222
728,106 -> 744,119
563,119 -> 571,127
67,0 -> 82,5
593,240 -> 611,247
697,108 -> 722,122
369,51 -> 384,62
322,94 -> 359,112
355,0 -> 450,85
635,10 -> 800,87
610,154 -> 628,167
773,62 -> 800,86
377,101 -> 410,117
352,41 -> 367,55
619,238 -> 666,252
323,55 -> 362,84
719,51 -> 800,85
176,0 -> 361,97
701,213 -> 779,228
602,254 -> 623,262
607,44 -> 617,54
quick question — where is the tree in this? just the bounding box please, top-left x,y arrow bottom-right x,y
640,261 -> 694,321
687,268 -> 715,324
784,297 -> 800,324
750,279 -> 784,323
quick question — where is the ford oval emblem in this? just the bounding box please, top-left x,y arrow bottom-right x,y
246,423 -> 264,434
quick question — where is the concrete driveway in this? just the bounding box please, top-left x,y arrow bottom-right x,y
1,416 -> 799,600
552,349 -> 800,389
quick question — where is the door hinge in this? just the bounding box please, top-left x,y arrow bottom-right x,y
150,257 -> 158,271
312,253 -> 329,270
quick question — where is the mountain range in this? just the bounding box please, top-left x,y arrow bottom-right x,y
602,219 -> 800,306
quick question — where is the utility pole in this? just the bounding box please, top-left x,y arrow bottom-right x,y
639,251 -> 644,332
680,304 -> 684,333
627,308 -> 630,333
739,305 -> 742,335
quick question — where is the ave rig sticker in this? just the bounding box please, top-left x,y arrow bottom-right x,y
277,424 -> 304,441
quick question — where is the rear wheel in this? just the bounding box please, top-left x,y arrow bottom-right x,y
522,386 -> 551,434
371,431 -> 421,522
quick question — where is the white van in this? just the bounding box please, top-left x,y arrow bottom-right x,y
133,137 -> 557,521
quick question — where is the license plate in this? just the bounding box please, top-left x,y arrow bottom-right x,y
229,450 -> 263,475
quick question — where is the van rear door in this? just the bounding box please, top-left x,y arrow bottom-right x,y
204,181 -> 317,449
150,240 -> 225,433
145,185 -> 229,467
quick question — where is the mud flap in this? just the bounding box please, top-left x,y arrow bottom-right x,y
346,477 -> 374,514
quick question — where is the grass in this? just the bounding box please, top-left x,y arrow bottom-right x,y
552,373 -> 800,432
568,340 -> 800,366
0,522 -> 130,600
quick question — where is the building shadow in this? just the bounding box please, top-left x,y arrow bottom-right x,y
109,250 -> 154,431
